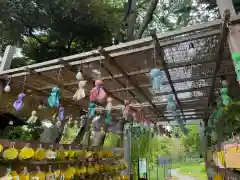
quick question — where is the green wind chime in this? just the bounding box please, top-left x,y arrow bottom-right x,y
232,52 -> 240,83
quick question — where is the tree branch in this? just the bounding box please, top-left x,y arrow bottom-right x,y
114,0 -> 149,44
135,0 -> 159,39
25,25 -> 71,52
67,34 -> 76,50
126,0 -> 137,41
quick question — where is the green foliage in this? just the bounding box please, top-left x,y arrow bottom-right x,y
180,125 -> 201,157
103,132 -> 120,147
206,99 -> 240,148
1,120 -> 43,140
0,0 -> 122,61
215,100 -> 240,140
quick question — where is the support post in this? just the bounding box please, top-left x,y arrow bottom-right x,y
0,45 -> 16,103
217,0 -> 240,90
217,0 -> 236,18
0,45 -> 16,71
123,126 -> 131,178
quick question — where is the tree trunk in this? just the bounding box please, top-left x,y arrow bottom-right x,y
126,0 -> 137,41
135,0 -> 159,39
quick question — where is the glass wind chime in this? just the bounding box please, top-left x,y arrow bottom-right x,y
210,77 -> 231,124
149,45 -> 163,94
123,122 -> 154,139
166,95 -> 188,136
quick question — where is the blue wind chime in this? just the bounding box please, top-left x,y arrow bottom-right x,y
48,86 -> 60,108
47,66 -> 64,120
167,95 -> 188,136
150,68 -> 163,93
150,45 -> 163,93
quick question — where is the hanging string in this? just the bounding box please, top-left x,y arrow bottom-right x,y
21,72 -> 27,92
153,45 -> 157,68
57,65 -> 62,81
7,76 -> 11,85
99,59 -> 103,79
227,21 -> 232,35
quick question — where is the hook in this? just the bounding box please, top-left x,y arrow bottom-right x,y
48,165 -> 51,172
11,142 -> 15,148
36,166 -> 41,172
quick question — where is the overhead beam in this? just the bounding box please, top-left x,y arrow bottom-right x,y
108,73 -> 234,93
25,66 -> 85,108
204,10 -> 230,122
151,30 -> 186,122
21,81 -> 79,107
0,21 -> 225,76
153,116 -> 203,122
101,62 -> 140,103
98,46 -> 164,118
39,64 -> 234,91
2,14 -> 240,77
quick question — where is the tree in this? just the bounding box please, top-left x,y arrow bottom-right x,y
1,0 -> 229,65
0,0 -> 122,62
180,125 -> 201,157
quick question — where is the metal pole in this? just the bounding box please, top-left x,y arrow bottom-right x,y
163,163 -> 166,179
157,157 -> 159,180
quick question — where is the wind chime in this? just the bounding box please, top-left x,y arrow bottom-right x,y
166,94 -> 188,136
219,76 -> 231,108
4,76 -> 11,93
122,80 -> 131,121
73,64 -> 86,101
27,94 -> 38,124
48,65 -> 66,121
89,60 -> 107,118
13,72 -> 27,111
149,45 -> 163,94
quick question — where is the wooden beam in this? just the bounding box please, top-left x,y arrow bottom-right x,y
107,73 -> 234,95
153,116 -> 203,122
151,30 -> 187,122
0,21 -> 225,76
101,63 -> 140,103
204,10 -> 230,122
38,61 -> 234,91
2,14 -> 240,77
98,46 -> 164,118
217,0 -> 236,18
25,67 -> 83,108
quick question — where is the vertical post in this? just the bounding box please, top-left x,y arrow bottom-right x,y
0,45 -> 16,71
0,45 -> 15,104
216,0 -> 236,18
156,157 -> 159,180
124,127 -> 131,178
217,1 -> 240,89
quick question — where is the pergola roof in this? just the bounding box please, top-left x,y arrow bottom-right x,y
1,13 -> 240,123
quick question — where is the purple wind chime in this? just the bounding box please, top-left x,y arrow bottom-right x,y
13,74 -> 27,111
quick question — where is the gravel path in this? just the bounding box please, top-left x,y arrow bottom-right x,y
171,168 -> 199,180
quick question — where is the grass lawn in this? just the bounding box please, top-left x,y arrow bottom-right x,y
148,163 -> 207,180
178,163 -> 207,180
149,166 -> 179,180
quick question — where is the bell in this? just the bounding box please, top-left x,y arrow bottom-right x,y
38,104 -> 43,109
188,42 -> 196,57
221,80 -> 228,87
76,71 -> 82,80
4,85 -> 10,92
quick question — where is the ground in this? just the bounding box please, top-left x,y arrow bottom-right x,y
149,163 -> 207,180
